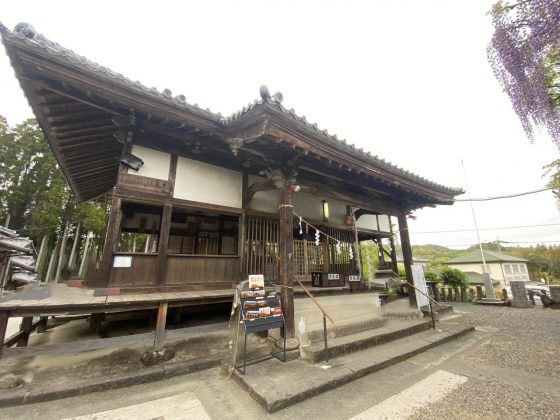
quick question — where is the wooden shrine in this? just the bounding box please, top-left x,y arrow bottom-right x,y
1,22 -> 463,337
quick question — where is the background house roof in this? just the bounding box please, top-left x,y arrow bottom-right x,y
444,249 -> 528,264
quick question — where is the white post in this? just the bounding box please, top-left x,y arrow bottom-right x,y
36,235 -> 48,282
4,214 -> 10,229
68,223 -> 81,271
461,160 -> 496,300
45,249 -> 56,283
79,231 -> 94,277
55,219 -> 70,282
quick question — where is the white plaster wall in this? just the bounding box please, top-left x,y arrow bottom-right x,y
447,263 -> 505,282
377,215 -> 391,232
174,157 -> 242,208
356,214 -> 379,231
129,145 -> 171,180
248,175 -> 281,214
293,194 -> 324,222
329,201 -> 347,225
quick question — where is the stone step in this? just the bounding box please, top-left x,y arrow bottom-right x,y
233,321 -> 475,413
300,318 -> 433,363
302,315 -> 387,344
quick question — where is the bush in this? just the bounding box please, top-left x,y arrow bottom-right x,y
440,267 -> 469,288
398,267 -> 407,279
424,270 -> 438,283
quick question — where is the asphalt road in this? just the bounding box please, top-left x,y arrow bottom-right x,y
1,303 -> 558,419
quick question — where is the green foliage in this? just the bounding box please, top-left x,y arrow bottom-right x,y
424,270 -> 439,283
0,116 -> 107,245
397,266 -> 406,279
75,203 -> 107,235
440,267 -> 469,288
409,244 -> 462,261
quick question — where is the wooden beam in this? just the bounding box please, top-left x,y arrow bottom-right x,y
242,179 -> 275,208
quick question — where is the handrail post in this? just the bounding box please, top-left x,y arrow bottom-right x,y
323,315 -> 328,363
428,298 -> 436,329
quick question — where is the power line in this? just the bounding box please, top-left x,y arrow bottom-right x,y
411,223 -> 560,235
414,239 -> 560,248
454,186 -> 557,202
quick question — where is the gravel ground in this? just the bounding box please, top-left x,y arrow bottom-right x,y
450,303 -> 560,377
409,377 -> 560,420
409,303 -> 560,420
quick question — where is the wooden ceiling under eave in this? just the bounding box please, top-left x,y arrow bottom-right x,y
3,35 -> 224,202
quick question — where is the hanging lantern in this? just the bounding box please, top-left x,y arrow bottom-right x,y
336,240 -> 341,255
349,244 -> 354,260
298,216 -> 303,235
315,229 -> 320,246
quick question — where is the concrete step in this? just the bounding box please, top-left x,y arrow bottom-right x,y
233,321 -> 475,413
302,315 -> 387,344
300,318 -> 432,363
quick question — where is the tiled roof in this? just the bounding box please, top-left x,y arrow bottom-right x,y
1,22 -> 464,198
0,22 -> 222,122
445,249 -> 528,264
221,96 -> 463,196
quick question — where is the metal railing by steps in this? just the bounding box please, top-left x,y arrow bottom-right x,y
294,277 -> 336,363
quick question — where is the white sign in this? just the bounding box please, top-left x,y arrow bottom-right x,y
113,256 -> 132,268
328,273 -> 340,280
411,265 -> 429,309
348,275 -> 360,282
248,274 -> 265,289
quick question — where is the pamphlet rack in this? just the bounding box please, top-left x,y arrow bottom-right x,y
235,286 -> 286,374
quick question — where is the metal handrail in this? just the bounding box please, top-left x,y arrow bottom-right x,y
397,279 -> 439,329
294,277 -> 336,363
294,277 -> 336,327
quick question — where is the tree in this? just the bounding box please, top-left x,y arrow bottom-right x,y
0,116 -> 108,279
488,1 -> 560,147
440,267 -> 469,288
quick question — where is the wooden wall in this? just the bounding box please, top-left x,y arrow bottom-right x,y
164,256 -> 239,286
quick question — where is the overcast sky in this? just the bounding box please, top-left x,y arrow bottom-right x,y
1,0 -> 559,249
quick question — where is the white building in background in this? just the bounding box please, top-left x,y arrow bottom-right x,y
444,249 -> 530,288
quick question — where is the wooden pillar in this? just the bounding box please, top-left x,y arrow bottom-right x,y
153,302 -> 168,352
389,235 -> 398,274
0,311 -> 8,359
37,316 -> 48,333
238,212 -> 246,282
16,317 -> 33,347
397,212 -> 417,307
94,197 -> 123,287
157,204 -> 172,285
279,188 -> 295,339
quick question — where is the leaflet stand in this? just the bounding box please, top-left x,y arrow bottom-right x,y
235,280 -> 286,374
